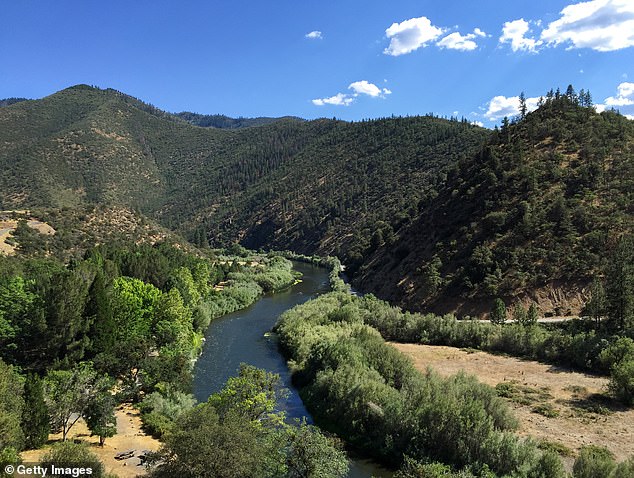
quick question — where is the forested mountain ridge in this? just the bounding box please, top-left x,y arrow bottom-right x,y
2,85 -> 631,317
357,92 -> 634,317
0,84 -> 488,271
174,111 -> 303,129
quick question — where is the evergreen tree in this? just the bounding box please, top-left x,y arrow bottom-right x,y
21,373 -> 50,449
512,303 -> 528,325
519,92 -> 527,119
490,298 -> 507,324
527,303 -> 539,325
606,236 -> 634,331
584,277 -> 606,328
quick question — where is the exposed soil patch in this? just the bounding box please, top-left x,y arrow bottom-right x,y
0,213 -> 55,255
21,404 -> 160,478
392,343 -> 634,463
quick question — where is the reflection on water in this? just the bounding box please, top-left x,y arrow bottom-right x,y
193,261 -> 394,478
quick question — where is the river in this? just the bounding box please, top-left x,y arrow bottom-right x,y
192,261 -> 393,478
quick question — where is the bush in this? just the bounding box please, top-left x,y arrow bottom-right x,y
608,359 -> 634,406
572,445 -> 616,478
40,442 -> 109,478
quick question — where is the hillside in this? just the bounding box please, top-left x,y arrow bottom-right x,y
2,85 -> 631,317
0,85 -> 487,275
356,93 -> 634,317
174,111 -> 302,129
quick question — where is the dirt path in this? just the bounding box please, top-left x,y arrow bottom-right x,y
392,343 -> 634,462
21,404 -> 160,478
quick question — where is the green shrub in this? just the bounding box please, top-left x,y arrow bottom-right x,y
40,442 -> 108,478
572,445 -> 616,478
608,359 -> 634,406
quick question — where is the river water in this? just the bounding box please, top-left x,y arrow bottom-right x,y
192,261 -> 393,477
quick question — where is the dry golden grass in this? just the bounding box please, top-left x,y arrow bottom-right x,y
21,404 -> 160,478
392,343 -> 634,462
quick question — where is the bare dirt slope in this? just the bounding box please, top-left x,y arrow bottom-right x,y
392,343 -> 634,462
21,404 -> 160,478
0,214 -> 55,255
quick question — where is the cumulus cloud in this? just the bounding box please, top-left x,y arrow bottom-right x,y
305,31 -> 323,40
312,93 -> 353,106
348,80 -> 391,97
312,81 -> 391,107
595,81 -> 634,113
437,29 -> 486,51
499,19 -> 542,52
541,0 -> 634,52
604,82 -> 634,106
485,95 -> 540,120
384,16 -> 444,56
625,114 -> 634,120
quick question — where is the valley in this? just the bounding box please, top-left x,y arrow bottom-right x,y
0,85 -> 633,477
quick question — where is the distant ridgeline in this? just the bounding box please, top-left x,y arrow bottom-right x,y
174,111 -> 302,129
0,97 -> 30,107
0,84 -> 632,317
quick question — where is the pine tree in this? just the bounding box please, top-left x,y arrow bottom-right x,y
606,236 -> 634,331
490,298 -> 507,324
21,373 -> 50,449
584,277 -> 606,328
512,303 -> 528,325
519,92 -> 527,119
527,303 -> 540,325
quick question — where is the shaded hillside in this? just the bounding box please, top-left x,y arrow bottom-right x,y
0,85 -> 488,276
174,111 -> 302,129
0,98 -> 29,107
357,92 -> 634,317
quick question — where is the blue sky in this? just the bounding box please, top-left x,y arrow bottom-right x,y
1,0 -> 633,126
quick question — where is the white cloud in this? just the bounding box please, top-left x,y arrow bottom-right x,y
595,103 -> 607,113
596,81 -> 634,114
499,19 -> 542,52
312,81 -> 392,107
437,30 -> 483,51
384,16 -> 444,56
348,80 -> 391,98
625,114 -> 634,120
541,0 -> 634,52
485,95 -> 540,120
604,82 -> 634,105
312,93 -> 353,106
472,121 -> 485,127
305,31 -> 323,40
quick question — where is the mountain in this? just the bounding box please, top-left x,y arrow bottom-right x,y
0,85 -> 487,273
174,111 -> 303,129
0,98 -> 30,107
356,93 -> 634,317
3,85 -> 630,316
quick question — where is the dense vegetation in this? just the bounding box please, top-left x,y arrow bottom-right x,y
147,365 -> 349,478
0,84 -> 488,298
0,240 -> 299,466
174,111 -> 299,129
358,88 -> 634,316
2,85 -> 632,316
276,292 -> 566,476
